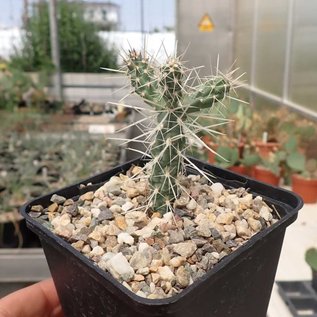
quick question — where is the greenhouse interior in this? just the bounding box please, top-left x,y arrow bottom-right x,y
0,1 -> 317,316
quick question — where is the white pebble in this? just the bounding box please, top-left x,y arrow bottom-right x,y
163,212 -> 174,221
260,206 -> 273,222
117,232 -> 135,245
107,252 -> 135,282
90,246 -> 105,257
138,242 -> 150,252
109,204 -> 122,213
122,201 -> 135,212
211,182 -> 224,196
91,208 -> 101,218
186,199 -> 197,210
158,266 -> 176,282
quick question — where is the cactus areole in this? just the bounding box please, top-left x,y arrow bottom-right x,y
125,50 -> 231,214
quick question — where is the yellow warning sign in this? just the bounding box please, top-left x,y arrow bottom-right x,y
198,14 -> 215,32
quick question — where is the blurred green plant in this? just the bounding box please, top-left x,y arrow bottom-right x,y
10,0 -> 117,73
305,248 -> 317,272
216,144 -> 260,169
258,151 -> 285,176
278,135 -> 317,180
0,133 -> 120,215
0,63 -> 47,111
287,154 -> 317,179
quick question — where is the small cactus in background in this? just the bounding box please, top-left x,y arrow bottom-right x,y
285,136 -> 317,178
306,248 -> 317,271
114,49 -> 238,214
305,248 -> 317,292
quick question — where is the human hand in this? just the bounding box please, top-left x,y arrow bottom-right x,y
0,278 -> 63,317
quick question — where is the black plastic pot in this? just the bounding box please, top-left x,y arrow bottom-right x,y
21,157 -> 303,317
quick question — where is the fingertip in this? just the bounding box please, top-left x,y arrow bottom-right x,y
39,278 -> 61,309
50,305 -> 64,317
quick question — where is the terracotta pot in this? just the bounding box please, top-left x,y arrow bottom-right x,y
254,141 -> 279,159
229,165 -> 248,175
291,174 -> 317,204
253,166 -> 280,186
248,166 -> 256,178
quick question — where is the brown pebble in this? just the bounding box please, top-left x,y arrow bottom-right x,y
134,274 -> 145,282
151,212 -> 162,219
31,205 -> 44,213
115,215 -> 128,230
47,203 -> 58,213
80,191 -> 94,201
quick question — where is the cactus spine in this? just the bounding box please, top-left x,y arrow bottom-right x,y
125,50 -> 231,214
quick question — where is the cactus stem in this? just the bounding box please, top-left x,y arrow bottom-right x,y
104,47 -> 245,213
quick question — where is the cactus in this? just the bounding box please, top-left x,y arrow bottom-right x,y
305,248 -> 317,271
216,146 -> 239,168
286,152 -> 306,172
306,159 -> 317,177
286,138 -> 317,178
121,49 -> 234,214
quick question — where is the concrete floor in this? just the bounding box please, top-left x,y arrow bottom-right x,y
268,202 -> 317,317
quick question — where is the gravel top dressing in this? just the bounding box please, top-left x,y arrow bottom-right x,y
30,164 -> 278,300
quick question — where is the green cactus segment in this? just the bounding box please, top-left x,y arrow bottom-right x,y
186,77 -> 230,113
150,111 -> 185,212
305,248 -> 317,271
150,59 -> 185,213
126,50 -> 161,108
287,152 -> 306,172
125,50 -> 231,213
160,60 -> 183,103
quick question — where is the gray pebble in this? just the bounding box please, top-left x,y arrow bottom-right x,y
173,241 -> 197,258
176,266 -> 190,288
98,208 -> 114,221
66,204 -> 78,217
168,230 -> 185,244
201,243 -> 216,254
184,226 -> 198,239
191,238 -> 208,247
51,194 -> 66,205
210,228 -> 221,239
29,211 -> 42,218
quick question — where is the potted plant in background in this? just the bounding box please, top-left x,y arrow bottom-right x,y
0,131 -> 121,296
305,248 -> 317,293
215,143 -> 260,176
201,100 -> 252,164
251,110 -> 300,160
253,151 -> 284,186
252,113 -> 283,159
288,156 -> 317,204
280,135 -> 317,203
21,49 -> 302,317
224,102 -> 252,158
254,132 -> 280,159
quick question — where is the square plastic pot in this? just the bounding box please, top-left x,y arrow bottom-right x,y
20,157 -> 303,317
